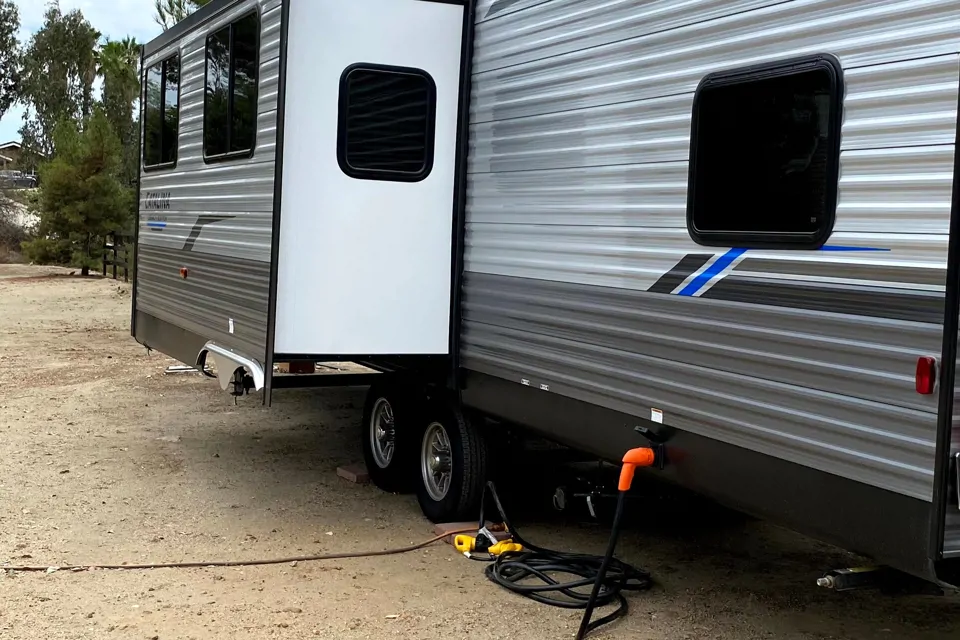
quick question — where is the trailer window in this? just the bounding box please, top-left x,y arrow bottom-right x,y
143,55 -> 180,170
203,11 -> 259,161
687,55 -> 842,248
337,64 -> 436,182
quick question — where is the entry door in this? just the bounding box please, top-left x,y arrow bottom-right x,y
274,0 -> 464,356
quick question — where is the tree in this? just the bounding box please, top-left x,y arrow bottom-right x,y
154,0 -> 212,29
0,0 -> 20,119
99,37 -> 141,186
18,2 -> 100,168
21,109 -> 133,275
99,37 -> 140,134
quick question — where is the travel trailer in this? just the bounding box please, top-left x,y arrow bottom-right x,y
132,0 -> 960,588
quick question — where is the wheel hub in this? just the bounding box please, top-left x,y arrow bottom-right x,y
421,422 -> 452,501
369,398 -> 395,469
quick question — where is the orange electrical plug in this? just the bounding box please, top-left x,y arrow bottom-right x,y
618,447 -> 657,492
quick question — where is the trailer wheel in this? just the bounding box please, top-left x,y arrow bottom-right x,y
415,401 -> 489,523
361,382 -> 421,493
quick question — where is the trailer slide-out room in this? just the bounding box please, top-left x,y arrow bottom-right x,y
132,0 -> 960,588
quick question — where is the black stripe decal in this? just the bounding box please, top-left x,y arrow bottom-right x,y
703,276 -> 944,324
182,215 -> 232,251
484,0 -> 525,18
647,254 -> 713,294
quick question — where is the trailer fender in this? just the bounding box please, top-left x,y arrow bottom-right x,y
198,342 -> 265,392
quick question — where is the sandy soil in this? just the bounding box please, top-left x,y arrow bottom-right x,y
0,264 -> 958,639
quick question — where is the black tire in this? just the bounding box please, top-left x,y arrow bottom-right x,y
361,381 -> 423,494
415,399 -> 490,523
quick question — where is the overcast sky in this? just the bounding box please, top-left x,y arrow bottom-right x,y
0,0 -> 162,143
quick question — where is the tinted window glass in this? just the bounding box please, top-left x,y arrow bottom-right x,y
144,63 -> 163,167
143,55 -> 179,169
688,59 -> 841,247
230,13 -> 259,153
161,58 -> 180,165
203,13 -> 259,160
204,25 -> 230,157
338,66 -> 435,181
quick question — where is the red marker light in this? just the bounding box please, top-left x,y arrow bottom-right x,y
915,356 -> 937,395
179,267 -> 188,279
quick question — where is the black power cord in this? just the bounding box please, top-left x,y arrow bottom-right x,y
479,482 -> 652,639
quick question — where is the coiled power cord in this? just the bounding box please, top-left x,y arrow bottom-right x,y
478,451 -> 656,640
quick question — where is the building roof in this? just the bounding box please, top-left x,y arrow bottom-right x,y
0,141 -> 21,150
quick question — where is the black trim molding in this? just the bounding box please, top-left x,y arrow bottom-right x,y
131,43 -> 147,339
461,370 -> 945,585
447,0 -> 477,390
930,57 -> 960,560
263,0 -> 291,406
686,54 -> 844,250
134,310 -> 208,366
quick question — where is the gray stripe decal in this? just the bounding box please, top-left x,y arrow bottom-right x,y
703,276 -> 944,324
648,254 -> 713,294
183,215 -> 233,251
735,257 -> 946,287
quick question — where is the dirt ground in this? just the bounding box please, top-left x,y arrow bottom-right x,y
1,264 -> 958,639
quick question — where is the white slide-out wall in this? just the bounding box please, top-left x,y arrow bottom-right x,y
274,0 -> 463,355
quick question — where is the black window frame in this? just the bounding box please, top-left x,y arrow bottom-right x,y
142,53 -> 181,172
685,54 -> 844,250
202,9 -> 261,164
336,63 -> 437,183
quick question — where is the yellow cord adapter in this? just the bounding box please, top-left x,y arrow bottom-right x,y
454,534 -> 523,557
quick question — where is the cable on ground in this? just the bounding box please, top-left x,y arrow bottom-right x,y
478,481 -> 652,639
1,528 -> 476,573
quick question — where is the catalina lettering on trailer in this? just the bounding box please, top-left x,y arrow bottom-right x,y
143,191 -> 171,210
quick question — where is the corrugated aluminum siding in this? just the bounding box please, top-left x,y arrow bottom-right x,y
135,0 -> 281,363
462,0 -> 960,501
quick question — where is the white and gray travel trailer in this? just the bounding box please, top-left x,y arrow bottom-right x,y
132,0 -> 960,588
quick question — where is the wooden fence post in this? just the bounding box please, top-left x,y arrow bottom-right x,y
102,232 -> 132,282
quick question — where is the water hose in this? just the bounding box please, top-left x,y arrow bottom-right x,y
478,446 -> 658,639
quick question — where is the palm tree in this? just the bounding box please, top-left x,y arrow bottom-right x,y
99,37 -> 141,186
99,38 -> 140,97
99,38 -> 140,122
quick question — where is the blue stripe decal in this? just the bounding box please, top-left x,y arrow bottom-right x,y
146,221 -> 166,228
820,245 -> 889,252
676,247 -> 747,296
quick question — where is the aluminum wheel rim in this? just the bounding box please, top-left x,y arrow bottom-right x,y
369,397 -> 395,469
421,422 -> 452,501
